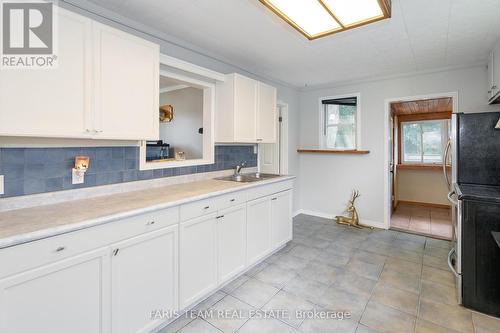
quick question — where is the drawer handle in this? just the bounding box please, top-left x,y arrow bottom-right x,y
216,215 -> 225,219
113,248 -> 120,256
271,197 -> 278,201
204,206 -> 210,210
230,199 -> 236,202
55,246 -> 66,252
146,221 -> 156,226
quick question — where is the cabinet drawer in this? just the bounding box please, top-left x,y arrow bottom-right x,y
215,191 -> 247,211
0,207 -> 179,278
247,180 -> 294,201
180,199 -> 217,221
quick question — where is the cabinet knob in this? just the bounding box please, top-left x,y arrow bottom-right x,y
216,215 -> 225,219
204,206 -> 210,210
55,246 -> 66,252
271,197 -> 278,201
113,248 -> 120,256
146,220 -> 155,226
230,199 -> 236,202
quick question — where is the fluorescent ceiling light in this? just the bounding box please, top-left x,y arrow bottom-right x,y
263,0 -> 341,38
322,0 -> 384,26
260,0 -> 391,40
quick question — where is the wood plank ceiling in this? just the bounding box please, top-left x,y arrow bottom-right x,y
391,97 -> 452,116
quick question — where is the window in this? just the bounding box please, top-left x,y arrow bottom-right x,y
401,119 -> 449,164
322,96 -> 358,149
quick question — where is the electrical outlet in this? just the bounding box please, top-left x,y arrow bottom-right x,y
0,175 -> 4,195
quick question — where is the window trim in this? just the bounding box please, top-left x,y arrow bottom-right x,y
399,118 -> 450,166
319,93 -> 361,150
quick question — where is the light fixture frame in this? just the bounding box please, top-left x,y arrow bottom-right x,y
259,0 -> 392,40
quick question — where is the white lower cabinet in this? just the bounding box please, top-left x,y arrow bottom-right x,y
179,213 -> 218,309
271,190 -> 292,249
111,226 -> 178,333
0,181 -> 294,333
246,196 -> 272,266
0,247 -> 109,333
217,204 -> 247,284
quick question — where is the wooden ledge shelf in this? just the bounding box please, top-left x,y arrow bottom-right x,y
297,149 -> 370,155
397,164 -> 451,171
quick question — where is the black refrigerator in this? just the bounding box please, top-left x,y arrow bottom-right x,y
448,111 -> 500,317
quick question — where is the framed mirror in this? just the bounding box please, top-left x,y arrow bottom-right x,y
139,59 -> 216,170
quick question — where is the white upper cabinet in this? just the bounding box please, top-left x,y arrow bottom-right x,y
257,82 -> 278,143
488,41 -> 500,103
216,74 -> 277,143
246,196 -> 272,266
93,23 -> 159,140
0,8 -> 92,138
0,7 -> 159,140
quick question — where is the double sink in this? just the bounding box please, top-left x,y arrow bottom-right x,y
216,172 -> 281,183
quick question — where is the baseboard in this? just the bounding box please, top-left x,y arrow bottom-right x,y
294,209 -> 387,229
397,200 -> 450,209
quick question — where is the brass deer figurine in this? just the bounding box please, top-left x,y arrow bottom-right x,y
335,190 -> 373,229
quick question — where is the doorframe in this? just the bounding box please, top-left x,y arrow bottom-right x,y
257,101 -> 289,174
383,92 -> 458,229
279,101 -> 289,174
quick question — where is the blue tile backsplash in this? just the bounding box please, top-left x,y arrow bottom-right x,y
0,146 -> 257,198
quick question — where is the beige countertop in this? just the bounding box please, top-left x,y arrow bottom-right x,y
0,176 -> 294,249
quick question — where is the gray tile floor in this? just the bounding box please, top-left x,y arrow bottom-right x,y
159,214 -> 500,333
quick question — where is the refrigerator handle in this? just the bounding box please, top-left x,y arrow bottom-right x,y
447,191 -> 458,206
443,140 -> 451,188
448,247 -> 459,278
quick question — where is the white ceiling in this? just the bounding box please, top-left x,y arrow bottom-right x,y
86,0 -> 500,88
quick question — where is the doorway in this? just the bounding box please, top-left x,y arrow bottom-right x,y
384,94 -> 457,240
258,102 -> 288,175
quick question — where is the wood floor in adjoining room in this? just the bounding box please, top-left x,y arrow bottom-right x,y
158,214 -> 500,333
391,203 -> 452,240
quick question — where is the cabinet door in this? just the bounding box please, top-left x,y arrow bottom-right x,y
271,190 -> 292,249
233,75 -> 258,142
0,248 -> 108,333
0,8 -> 92,138
111,225 -> 178,333
217,205 -> 247,284
246,196 -> 272,265
492,43 -> 500,98
93,22 -> 159,140
179,214 -> 218,309
257,82 -> 277,143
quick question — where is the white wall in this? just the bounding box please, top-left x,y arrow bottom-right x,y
159,88 -> 203,159
298,65 -> 500,227
397,169 -> 449,206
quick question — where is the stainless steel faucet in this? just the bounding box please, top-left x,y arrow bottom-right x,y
234,161 -> 246,175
